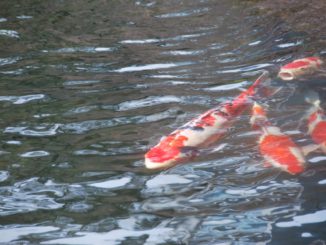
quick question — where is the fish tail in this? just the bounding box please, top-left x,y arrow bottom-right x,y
249,70 -> 270,93
250,102 -> 268,129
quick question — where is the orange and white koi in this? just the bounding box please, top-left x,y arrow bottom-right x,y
278,57 -> 323,81
145,71 -> 270,169
250,102 -> 306,174
305,91 -> 326,153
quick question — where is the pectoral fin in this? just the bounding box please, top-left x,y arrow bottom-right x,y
301,144 -> 320,156
263,160 -> 272,168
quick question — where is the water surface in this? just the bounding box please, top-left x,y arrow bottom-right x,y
0,0 -> 325,244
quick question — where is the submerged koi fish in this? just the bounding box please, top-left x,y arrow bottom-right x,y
278,57 -> 323,81
145,71 -> 270,169
250,102 -> 306,175
305,91 -> 326,153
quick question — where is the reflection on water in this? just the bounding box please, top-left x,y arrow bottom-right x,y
0,0 -> 325,244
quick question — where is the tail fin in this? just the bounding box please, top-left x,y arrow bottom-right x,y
305,90 -> 321,108
251,70 -> 270,88
250,102 -> 268,129
247,70 -> 272,98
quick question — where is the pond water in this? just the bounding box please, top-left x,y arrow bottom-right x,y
0,0 -> 325,244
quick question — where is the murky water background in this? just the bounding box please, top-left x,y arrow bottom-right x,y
0,0 -> 325,244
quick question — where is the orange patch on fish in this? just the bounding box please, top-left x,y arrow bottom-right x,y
310,121 -> 326,145
250,102 -> 306,175
145,133 -> 188,163
195,113 -> 217,128
282,60 -> 310,69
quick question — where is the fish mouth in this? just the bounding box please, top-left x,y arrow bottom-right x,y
278,71 -> 294,81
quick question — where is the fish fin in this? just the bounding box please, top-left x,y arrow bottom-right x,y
263,161 -> 272,168
305,90 -> 321,108
199,143 -> 228,155
252,70 -> 271,87
301,144 -> 320,156
180,146 -> 199,155
260,86 -> 283,98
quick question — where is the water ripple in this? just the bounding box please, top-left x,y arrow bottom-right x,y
43,47 -> 115,53
308,156 -> 326,163
63,80 -> 102,86
146,174 -> 192,188
120,31 -> 210,45
202,81 -> 249,91
0,56 -> 21,66
0,29 -> 19,38
62,108 -> 179,134
0,0 -> 325,244
65,105 -> 99,115
113,62 -> 194,73
0,178 -> 64,216
0,94 -> 46,104
277,40 -> 303,48
16,15 -> 33,20
88,176 -> 132,189
161,49 -> 206,56
216,63 -> 273,74
120,38 -> 161,44
115,95 -> 181,111
0,171 -> 9,182
20,150 -> 50,158
5,140 -> 22,145
155,7 -> 210,18
276,210 -> 326,228
42,227 -> 175,245
104,95 -> 211,112
74,144 -> 146,156
0,226 -> 59,244
4,123 -> 62,137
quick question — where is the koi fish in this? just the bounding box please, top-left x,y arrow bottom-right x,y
250,102 -> 306,174
278,57 -> 323,81
145,71 -> 271,169
305,91 -> 326,153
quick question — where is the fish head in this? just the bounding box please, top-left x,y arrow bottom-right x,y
144,134 -> 197,169
278,57 -> 323,81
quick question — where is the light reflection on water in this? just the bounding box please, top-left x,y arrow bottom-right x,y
0,0 -> 325,244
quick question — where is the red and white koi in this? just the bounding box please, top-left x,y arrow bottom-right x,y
250,102 -> 306,175
145,71 -> 270,169
278,57 -> 323,81
305,91 -> 326,153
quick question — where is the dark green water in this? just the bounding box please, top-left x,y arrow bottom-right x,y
0,0 -> 325,244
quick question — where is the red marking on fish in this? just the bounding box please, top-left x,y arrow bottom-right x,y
311,121 -> 326,144
306,57 -> 322,65
145,71 -> 270,169
307,106 -> 326,153
145,133 -> 189,164
250,102 -> 306,175
260,134 -> 305,174
308,111 -> 318,124
282,60 -> 310,69
195,112 -> 217,128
